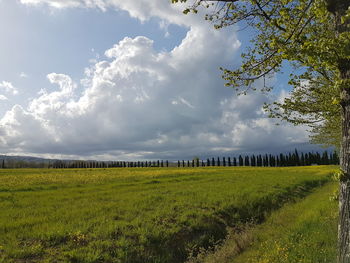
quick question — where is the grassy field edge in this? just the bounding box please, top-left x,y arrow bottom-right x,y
191,182 -> 338,263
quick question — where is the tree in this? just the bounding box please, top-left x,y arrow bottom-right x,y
238,155 -> 244,166
193,156 -> 200,167
310,113 -> 341,151
268,73 -> 341,151
174,0 -> 350,260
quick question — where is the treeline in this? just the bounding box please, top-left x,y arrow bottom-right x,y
0,150 -> 339,169
177,150 -> 339,168
51,160 -> 170,169
0,159 -> 50,169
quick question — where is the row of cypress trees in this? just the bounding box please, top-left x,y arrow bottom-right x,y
0,150 -> 339,169
177,150 -> 339,168
51,160 -> 169,169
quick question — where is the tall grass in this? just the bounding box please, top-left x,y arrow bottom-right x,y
188,182 -> 338,263
0,166 -> 337,262
233,182 -> 338,263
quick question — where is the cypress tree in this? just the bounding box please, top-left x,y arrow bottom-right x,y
217,157 -> 220,167
287,153 -> 292,166
300,153 -> 305,166
223,157 -> 226,167
233,157 -> 237,166
212,157 -> 215,166
256,155 -> 260,167
279,154 -> 284,167
207,158 -> 210,167
250,155 -> 256,167
244,156 -> 249,166
294,149 -> 300,166
265,154 -> 269,167
316,152 -> 321,164
239,155 -> 243,166
268,155 -> 274,167
228,157 -> 231,166
322,151 -> 329,165
304,153 -> 309,166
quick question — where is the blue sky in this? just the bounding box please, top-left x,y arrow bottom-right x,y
0,0 -> 318,160
0,0 -> 187,114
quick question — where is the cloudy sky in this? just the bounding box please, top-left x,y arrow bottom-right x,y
0,0 -> 317,160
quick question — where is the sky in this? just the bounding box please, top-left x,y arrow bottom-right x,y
0,0 -> 320,161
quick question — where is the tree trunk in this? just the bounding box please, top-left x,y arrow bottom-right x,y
327,1 -> 350,261
339,85 -> 350,262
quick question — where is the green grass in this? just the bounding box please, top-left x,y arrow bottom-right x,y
232,182 -> 338,263
0,166 -> 337,263
190,182 -> 338,263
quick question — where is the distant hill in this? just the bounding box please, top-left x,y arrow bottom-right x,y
0,155 -> 55,164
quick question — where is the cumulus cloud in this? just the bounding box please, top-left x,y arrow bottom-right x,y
0,0 -> 311,159
0,81 -> 18,95
0,95 -> 8,101
20,0 -> 206,27
20,0 -> 93,9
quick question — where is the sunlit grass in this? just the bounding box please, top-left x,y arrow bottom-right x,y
0,166 -> 337,263
232,182 -> 337,263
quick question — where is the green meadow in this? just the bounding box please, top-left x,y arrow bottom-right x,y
0,166 -> 338,263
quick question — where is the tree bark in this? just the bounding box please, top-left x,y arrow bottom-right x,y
332,0 -> 350,261
339,85 -> 350,262
323,0 -> 350,261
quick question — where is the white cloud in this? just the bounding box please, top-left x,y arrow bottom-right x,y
0,0 -> 311,159
0,81 -> 18,95
20,0 -> 98,10
19,0 -> 210,27
20,72 -> 29,78
0,95 -> 8,101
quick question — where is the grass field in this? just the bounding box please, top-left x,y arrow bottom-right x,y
0,166 -> 337,263
189,182 -> 338,263
233,182 -> 338,263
